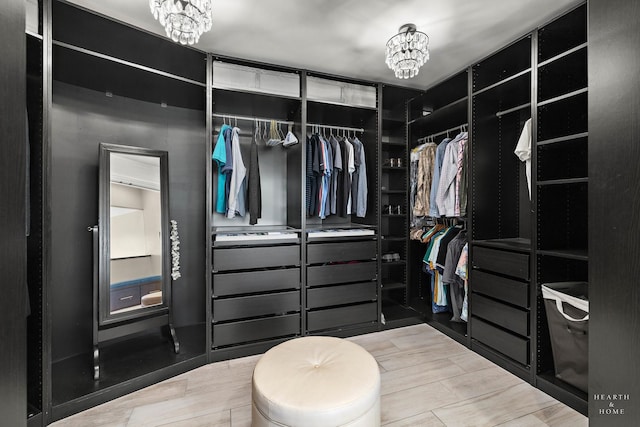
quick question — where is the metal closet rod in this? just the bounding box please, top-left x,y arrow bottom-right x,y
306,123 -> 365,133
417,123 -> 468,143
212,113 -> 295,125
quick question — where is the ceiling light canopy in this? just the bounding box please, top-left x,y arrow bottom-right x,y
385,23 -> 430,79
149,0 -> 213,45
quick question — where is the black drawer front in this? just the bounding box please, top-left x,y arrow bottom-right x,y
472,318 -> 529,365
213,291 -> 299,322
307,261 -> 377,286
213,314 -> 299,347
307,302 -> 377,331
307,282 -> 377,309
213,245 -> 299,271
307,240 -> 377,264
472,246 -> 529,280
471,294 -> 529,337
110,286 -> 140,311
472,270 -> 529,308
214,268 -> 300,297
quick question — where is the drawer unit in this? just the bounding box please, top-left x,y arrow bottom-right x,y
110,286 -> 141,311
213,314 -> 300,347
472,270 -> 529,308
472,246 -> 529,280
213,268 -> 300,297
307,282 -> 377,309
213,244 -> 300,271
213,291 -> 299,322
307,302 -> 377,332
307,261 -> 377,287
471,294 -> 529,337
307,240 -> 377,264
472,318 -> 529,365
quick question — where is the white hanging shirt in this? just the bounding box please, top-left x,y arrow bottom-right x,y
514,118 -> 532,199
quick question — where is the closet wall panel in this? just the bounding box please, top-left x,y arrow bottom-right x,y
0,0 -> 27,425
589,0 -> 640,424
50,82 -> 206,361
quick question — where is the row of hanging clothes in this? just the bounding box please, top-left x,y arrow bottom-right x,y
212,116 -> 298,225
410,126 -> 469,228
410,220 -> 468,321
306,125 -> 368,219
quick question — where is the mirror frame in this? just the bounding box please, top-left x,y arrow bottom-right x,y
98,143 -> 171,326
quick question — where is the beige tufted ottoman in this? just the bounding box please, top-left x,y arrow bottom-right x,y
251,336 -> 381,427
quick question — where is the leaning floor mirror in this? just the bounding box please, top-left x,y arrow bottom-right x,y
91,143 -> 179,381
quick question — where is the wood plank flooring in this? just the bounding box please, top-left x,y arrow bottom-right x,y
50,324 -> 587,427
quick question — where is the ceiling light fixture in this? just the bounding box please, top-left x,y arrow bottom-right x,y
385,23 -> 430,79
149,0 -> 213,45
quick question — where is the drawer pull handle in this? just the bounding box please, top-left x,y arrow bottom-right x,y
120,295 -> 134,301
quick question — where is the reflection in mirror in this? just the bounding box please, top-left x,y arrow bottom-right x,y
109,153 -> 163,314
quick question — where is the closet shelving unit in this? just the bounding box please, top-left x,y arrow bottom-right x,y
379,85 -> 422,328
407,71 -> 469,344
47,1 -> 208,421
304,74 -> 380,338
470,35 -> 534,381
209,58 -> 304,359
534,3 -> 588,413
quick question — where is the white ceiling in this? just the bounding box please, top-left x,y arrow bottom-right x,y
66,0 -> 583,89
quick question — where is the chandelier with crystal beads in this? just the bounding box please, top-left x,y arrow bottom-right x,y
385,24 -> 430,79
149,0 -> 213,45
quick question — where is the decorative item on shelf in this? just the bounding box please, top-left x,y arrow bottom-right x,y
149,0 -> 213,45
170,219 -> 181,280
382,253 -> 401,262
385,23 -> 430,79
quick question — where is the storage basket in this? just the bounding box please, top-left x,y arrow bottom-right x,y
541,282 -> 588,392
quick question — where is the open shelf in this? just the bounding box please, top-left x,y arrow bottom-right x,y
473,36 -> 531,92
537,3 -> 587,63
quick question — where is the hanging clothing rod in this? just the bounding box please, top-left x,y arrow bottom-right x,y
496,102 -> 531,118
306,123 -> 365,133
417,123 -> 468,143
212,113 -> 295,126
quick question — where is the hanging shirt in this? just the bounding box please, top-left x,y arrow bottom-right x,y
226,127 -> 246,218
212,124 -> 231,214
429,138 -> 451,217
337,138 -> 352,217
319,135 -> 331,219
353,137 -> 368,218
436,133 -> 467,217
329,135 -> 343,215
413,142 -> 437,218
247,129 -> 261,225
454,138 -> 466,217
306,134 -> 313,214
514,118 -> 532,199
345,138 -> 355,214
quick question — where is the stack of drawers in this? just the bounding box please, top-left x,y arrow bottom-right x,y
212,242 -> 301,348
306,239 -> 378,332
470,246 -> 530,366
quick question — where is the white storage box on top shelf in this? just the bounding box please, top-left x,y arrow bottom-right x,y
307,76 -> 377,108
212,61 -> 300,98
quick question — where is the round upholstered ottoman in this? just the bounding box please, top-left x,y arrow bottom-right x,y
251,336 -> 380,427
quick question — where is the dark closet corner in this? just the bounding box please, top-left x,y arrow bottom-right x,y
51,323 -> 205,420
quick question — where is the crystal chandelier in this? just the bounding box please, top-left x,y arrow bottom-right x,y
385,24 -> 430,79
149,0 -> 213,45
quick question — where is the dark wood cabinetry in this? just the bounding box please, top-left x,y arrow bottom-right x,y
22,1 -> 640,425
588,0 -> 640,424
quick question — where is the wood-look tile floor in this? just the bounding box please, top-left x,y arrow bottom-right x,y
51,324 -> 587,427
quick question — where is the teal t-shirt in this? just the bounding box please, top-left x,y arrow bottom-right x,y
213,124 -> 231,213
